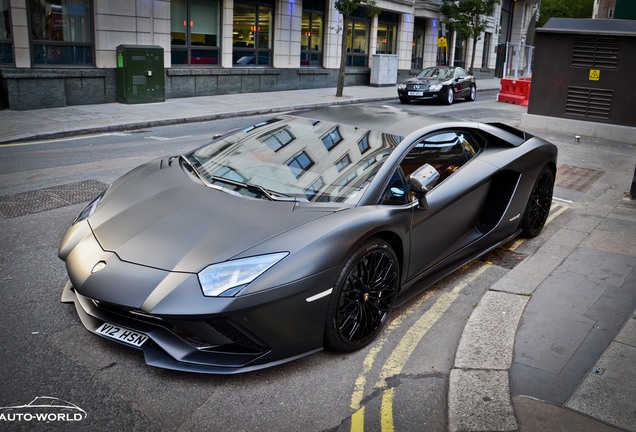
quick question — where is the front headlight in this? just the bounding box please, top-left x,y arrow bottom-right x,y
73,189 -> 107,224
429,83 -> 443,92
198,252 -> 289,297
397,83 -> 407,90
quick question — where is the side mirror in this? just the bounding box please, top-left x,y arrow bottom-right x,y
408,164 -> 440,209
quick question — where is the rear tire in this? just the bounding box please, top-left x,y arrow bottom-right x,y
521,166 -> 555,237
324,239 -> 399,352
466,85 -> 476,101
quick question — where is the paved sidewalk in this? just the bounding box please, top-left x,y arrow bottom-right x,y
1,79 -> 635,432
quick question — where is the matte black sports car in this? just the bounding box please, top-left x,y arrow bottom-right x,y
59,106 -> 557,374
397,66 -> 476,105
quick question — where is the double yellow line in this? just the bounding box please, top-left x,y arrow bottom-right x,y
349,201 -> 570,431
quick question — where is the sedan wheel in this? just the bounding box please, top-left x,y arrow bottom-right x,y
521,166 -> 555,237
399,96 -> 410,104
444,86 -> 454,105
324,239 -> 399,352
466,85 -> 476,101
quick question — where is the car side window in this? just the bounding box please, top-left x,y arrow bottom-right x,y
400,131 -> 480,186
380,169 -> 410,205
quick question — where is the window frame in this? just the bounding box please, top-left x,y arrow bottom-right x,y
27,0 -> 95,67
171,0 -> 222,67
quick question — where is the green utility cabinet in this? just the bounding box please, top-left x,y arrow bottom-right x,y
116,45 -> 165,104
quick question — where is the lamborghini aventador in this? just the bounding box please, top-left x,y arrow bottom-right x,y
59,105 -> 557,374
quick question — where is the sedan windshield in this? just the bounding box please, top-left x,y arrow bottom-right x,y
417,67 -> 452,80
186,116 -> 403,204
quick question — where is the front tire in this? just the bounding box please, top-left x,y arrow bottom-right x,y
444,86 -> 454,105
324,239 -> 399,352
399,96 -> 410,104
521,166 -> 555,237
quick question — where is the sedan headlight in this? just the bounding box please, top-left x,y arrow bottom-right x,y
429,83 -> 443,92
198,252 -> 289,297
397,83 -> 407,90
73,189 -> 107,224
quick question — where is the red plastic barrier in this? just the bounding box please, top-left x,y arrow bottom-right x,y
497,78 -> 531,106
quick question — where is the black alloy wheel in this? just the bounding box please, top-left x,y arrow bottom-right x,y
324,239 -> 399,352
521,166 -> 555,237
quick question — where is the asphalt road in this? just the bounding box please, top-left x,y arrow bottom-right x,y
0,93 -> 566,431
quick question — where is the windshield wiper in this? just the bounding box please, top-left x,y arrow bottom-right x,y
212,176 -> 299,202
180,155 -> 300,202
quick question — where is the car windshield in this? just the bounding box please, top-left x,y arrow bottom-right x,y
186,116 -> 403,204
417,67 -> 452,80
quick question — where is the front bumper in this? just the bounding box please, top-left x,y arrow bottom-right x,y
398,89 -> 443,101
62,279 -> 327,374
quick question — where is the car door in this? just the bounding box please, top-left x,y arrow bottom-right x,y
401,129 -> 496,282
453,68 -> 468,98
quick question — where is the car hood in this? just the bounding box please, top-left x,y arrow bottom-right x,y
89,159 -> 333,273
403,77 -> 448,86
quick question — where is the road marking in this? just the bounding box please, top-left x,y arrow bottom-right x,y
350,290 -> 436,411
350,198 -> 571,430
351,406 -> 365,432
546,204 -> 568,225
377,265 -> 489,389
381,388 -> 395,432
144,135 -> 192,141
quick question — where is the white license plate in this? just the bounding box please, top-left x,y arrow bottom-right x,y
96,322 -> 148,347
408,91 -> 424,96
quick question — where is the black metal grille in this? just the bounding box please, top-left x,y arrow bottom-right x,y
565,87 -> 613,120
571,36 -> 620,68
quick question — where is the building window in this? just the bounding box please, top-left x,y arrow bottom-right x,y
0,0 -> 12,65
377,11 -> 398,55
301,0 -> 324,67
346,9 -> 369,67
261,128 -> 295,151
287,151 -> 314,178
29,0 -> 93,65
336,154 -> 351,172
233,0 -> 273,66
358,132 -> 370,154
411,18 -> 425,70
171,0 -> 221,66
305,177 -> 325,200
481,32 -> 491,68
322,127 -> 343,151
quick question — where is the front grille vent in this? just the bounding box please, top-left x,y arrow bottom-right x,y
571,36 -> 620,68
565,87 -> 613,120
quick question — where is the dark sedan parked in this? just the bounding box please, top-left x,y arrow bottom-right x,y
59,106 -> 556,374
397,66 -> 477,105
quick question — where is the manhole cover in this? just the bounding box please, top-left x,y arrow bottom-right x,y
556,164 -> 605,192
480,249 -> 527,270
0,180 -> 108,218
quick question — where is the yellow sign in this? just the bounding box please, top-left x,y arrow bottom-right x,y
438,37 -> 447,48
589,69 -> 600,81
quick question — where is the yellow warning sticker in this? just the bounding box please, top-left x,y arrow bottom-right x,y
589,69 -> 600,81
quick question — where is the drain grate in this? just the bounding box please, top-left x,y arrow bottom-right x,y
480,249 -> 528,270
556,164 -> 605,192
0,180 -> 108,218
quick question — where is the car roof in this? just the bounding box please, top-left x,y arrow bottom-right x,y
290,105 -> 464,138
